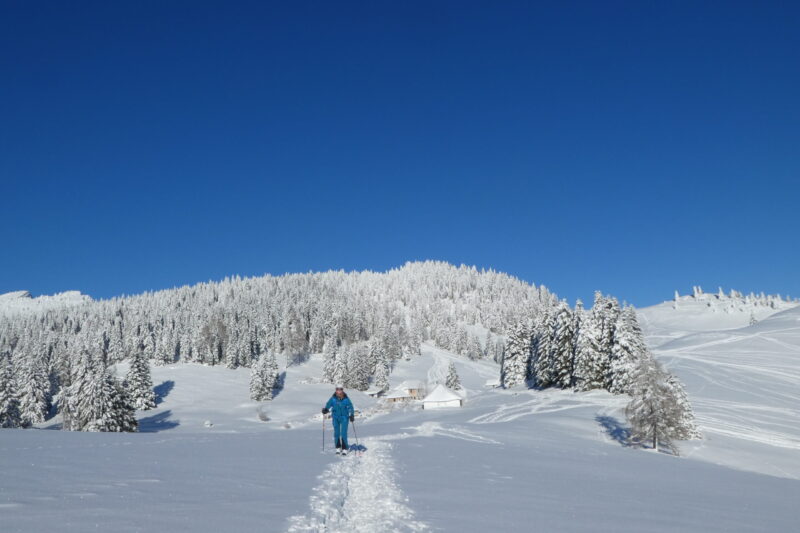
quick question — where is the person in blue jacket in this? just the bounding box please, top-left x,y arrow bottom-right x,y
322,385 -> 355,454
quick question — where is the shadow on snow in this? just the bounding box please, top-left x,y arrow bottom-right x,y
138,410 -> 180,432
154,380 -> 175,406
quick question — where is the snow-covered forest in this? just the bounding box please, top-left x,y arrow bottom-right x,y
0,262 -> 555,430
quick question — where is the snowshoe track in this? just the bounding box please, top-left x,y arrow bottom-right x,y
287,439 -> 428,533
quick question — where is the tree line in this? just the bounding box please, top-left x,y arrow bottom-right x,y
500,292 -> 700,451
0,261 -> 556,431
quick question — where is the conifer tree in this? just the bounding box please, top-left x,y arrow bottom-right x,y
250,351 -> 279,401
531,311 -> 555,388
321,340 -> 337,383
466,334 -> 483,360
551,303 -> 576,389
446,361 -> 462,390
18,356 -> 50,425
609,306 -> 646,394
500,322 -> 531,388
625,356 -> 683,452
373,353 -> 391,391
82,367 -> 138,432
665,374 -> 701,440
573,308 -> 603,390
125,347 -> 156,410
345,345 -> 370,391
0,354 -> 21,428
332,346 -> 348,385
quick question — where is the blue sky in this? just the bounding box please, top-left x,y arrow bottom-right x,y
1,1 -> 798,306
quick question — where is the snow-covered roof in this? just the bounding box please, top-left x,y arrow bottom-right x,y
384,389 -> 413,399
364,387 -> 385,396
423,384 -> 462,403
397,380 -> 424,390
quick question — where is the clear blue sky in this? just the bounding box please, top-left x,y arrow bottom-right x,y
2,1 -> 798,306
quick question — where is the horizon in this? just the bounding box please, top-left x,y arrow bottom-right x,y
2,2 -> 799,307
5,259 -> 796,309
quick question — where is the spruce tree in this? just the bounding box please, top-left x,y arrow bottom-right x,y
373,353 -> 391,392
573,309 -> 604,390
345,345 -> 370,391
551,303 -> 576,389
500,322 -> 531,388
82,367 -> 138,432
0,354 -> 21,428
446,361 -> 462,390
321,340 -> 337,383
609,306 -> 646,395
332,346 -> 348,385
531,311 -> 555,388
250,351 -> 279,401
125,347 -> 156,410
18,357 -> 50,426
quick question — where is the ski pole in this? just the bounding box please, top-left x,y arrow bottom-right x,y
322,413 -> 325,453
352,417 -> 360,453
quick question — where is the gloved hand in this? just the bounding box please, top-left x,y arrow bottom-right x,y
349,415 -> 355,422
322,408 -> 329,415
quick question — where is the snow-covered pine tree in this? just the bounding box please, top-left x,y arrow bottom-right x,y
0,354 -> 21,428
609,306 -> 646,395
250,351 -> 279,401
332,345 -> 348,385
625,355 -> 683,452
446,361 -> 462,390
373,352 -> 391,392
573,307 -> 603,390
531,311 -> 555,388
82,366 -> 138,432
345,344 -> 370,391
321,340 -> 337,383
466,334 -> 483,360
125,347 -> 156,410
18,356 -> 50,426
500,322 -> 531,388
57,349 -> 98,431
598,293 -> 621,390
665,374 -> 701,440
551,302 -> 576,389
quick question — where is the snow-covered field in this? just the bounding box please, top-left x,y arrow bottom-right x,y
2,296 -> 799,532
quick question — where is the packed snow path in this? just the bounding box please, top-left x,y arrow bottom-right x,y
287,439 -> 428,533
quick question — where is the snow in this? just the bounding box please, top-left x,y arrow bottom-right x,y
421,384 -> 462,409
3,298 -> 800,531
645,305 -> 800,479
0,289 -> 91,317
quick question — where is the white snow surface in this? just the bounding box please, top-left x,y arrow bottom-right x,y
0,289 -> 91,317
3,302 -> 800,532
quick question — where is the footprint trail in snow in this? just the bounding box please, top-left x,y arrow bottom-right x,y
287,439 -> 428,533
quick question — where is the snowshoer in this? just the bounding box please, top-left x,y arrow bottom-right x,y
322,385 -> 355,455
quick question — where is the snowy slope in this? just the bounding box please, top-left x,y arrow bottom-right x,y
0,289 -> 91,316
638,289 -> 797,348
649,306 -> 800,479
2,336 -> 799,532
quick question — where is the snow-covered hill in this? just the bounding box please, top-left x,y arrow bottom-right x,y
2,281 -> 799,532
638,287 -> 797,347
0,289 -> 91,317
3,332 -> 799,532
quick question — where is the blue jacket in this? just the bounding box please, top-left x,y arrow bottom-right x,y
325,394 -> 354,420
